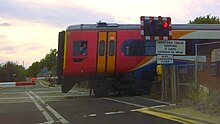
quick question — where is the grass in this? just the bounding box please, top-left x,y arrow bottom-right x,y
168,107 -> 220,122
183,85 -> 220,115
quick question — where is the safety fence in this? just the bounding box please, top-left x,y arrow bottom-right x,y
159,41 -> 220,102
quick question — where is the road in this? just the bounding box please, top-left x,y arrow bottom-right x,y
0,81 -> 183,124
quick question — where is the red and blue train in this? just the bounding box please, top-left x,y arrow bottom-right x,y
57,21 -> 220,96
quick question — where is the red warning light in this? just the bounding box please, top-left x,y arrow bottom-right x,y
163,21 -> 168,28
140,16 -> 172,40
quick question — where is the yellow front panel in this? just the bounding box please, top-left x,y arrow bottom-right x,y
107,32 -> 116,74
97,32 -> 107,74
63,31 -> 67,70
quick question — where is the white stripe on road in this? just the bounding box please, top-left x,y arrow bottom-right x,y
29,90 -> 69,124
105,111 -> 125,115
135,96 -> 175,106
26,91 -> 54,123
103,97 -> 175,110
39,81 -> 50,88
0,97 -> 30,100
0,94 -> 83,101
149,105 -> 167,108
0,92 -> 27,95
103,97 -> 146,108
46,105 -> 69,124
88,114 -> 97,117
70,90 -> 80,93
31,91 -> 61,94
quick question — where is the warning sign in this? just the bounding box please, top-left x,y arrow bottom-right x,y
156,40 -> 185,55
157,55 -> 173,64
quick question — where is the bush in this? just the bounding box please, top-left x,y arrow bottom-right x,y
0,61 -> 26,82
186,84 -> 210,102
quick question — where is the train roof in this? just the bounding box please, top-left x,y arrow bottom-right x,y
66,23 -> 220,31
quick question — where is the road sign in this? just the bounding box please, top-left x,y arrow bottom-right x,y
157,55 -> 173,64
156,40 -> 185,55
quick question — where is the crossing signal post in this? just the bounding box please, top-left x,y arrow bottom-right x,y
140,16 -> 174,101
140,16 -> 172,40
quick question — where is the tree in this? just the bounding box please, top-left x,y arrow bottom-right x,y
0,61 -> 26,81
189,14 -> 220,24
26,61 -> 41,77
27,49 -> 57,77
40,49 -> 57,71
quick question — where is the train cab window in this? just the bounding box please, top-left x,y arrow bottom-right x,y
109,40 -> 115,56
99,40 -> 105,56
122,39 -> 156,56
73,41 -> 87,56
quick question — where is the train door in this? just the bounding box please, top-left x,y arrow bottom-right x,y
97,31 -> 117,75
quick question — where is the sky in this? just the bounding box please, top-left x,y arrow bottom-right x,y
0,0 -> 220,68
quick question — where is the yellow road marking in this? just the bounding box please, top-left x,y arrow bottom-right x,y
137,108 -> 197,124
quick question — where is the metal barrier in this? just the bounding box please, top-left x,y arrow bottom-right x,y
0,81 -> 35,87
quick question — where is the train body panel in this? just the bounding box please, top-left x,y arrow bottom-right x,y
62,28 -> 149,78
64,30 -> 98,77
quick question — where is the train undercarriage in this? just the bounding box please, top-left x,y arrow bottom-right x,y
59,76 -> 153,97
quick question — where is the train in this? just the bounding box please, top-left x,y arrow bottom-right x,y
57,17 -> 220,96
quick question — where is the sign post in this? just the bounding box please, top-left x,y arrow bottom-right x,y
156,40 -> 185,64
156,40 -> 185,102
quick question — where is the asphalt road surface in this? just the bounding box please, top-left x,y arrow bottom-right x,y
0,81 -> 183,124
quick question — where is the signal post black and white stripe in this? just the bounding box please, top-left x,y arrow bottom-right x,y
140,16 -> 172,40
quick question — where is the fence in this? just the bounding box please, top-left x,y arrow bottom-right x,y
196,41 -> 220,92
160,41 -> 220,102
160,64 -> 195,102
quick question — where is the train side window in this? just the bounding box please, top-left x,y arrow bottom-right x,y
109,40 -> 115,56
73,41 -> 87,56
122,39 -> 156,56
99,40 -> 105,56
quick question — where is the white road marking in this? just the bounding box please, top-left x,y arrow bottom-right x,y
104,97 -> 176,110
39,81 -> 49,88
149,105 -> 167,108
70,90 -> 80,93
130,109 -> 140,112
29,91 -> 46,104
40,95 -> 76,98
135,96 -> 175,105
0,92 -> 26,95
26,91 -> 54,123
0,97 -> 30,100
105,111 -> 125,115
148,104 -> 176,109
29,90 -> 69,124
103,97 -> 146,108
88,114 -> 97,117
31,91 -> 61,94
0,94 -> 78,101
46,105 -> 69,124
